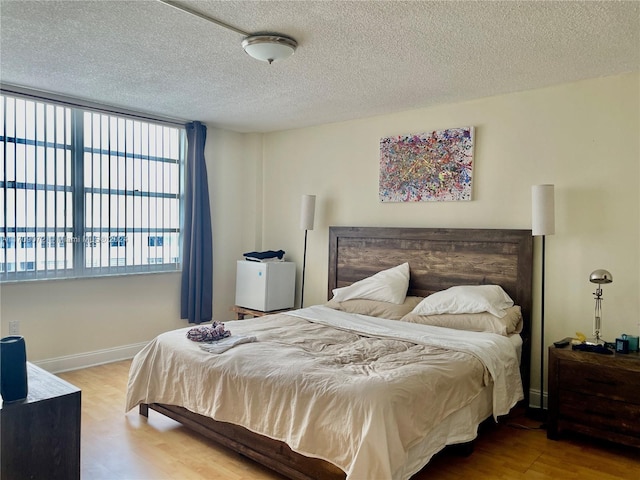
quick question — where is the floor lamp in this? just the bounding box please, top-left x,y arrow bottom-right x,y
299,194 -> 316,308
532,184 -> 555,414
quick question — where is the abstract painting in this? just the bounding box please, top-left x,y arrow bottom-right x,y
379,127 -> 474,202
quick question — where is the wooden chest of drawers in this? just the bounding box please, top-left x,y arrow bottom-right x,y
547,345 -> 640,447
1,362 -> 81,479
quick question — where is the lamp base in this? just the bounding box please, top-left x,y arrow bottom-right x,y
526,406 -> 548,429
585,337 -> 605,346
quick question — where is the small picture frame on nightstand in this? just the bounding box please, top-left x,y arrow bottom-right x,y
615,337 -> 629,354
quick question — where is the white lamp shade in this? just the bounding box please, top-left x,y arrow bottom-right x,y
300,195 -> 316,230
532,184 -> 555,236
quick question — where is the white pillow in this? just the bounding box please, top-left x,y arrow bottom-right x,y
325,296 -> 423,320
331,263 -> 410,305
401,306 -> 523,336
411,285 -> 514,318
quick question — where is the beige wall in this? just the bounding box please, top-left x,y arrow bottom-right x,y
1,73 -> 637,401
0,128 -> 263,370
261,73 -> 640,395
207,129 -> 264,319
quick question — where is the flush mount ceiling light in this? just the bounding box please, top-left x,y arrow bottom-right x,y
158,0 -> 297,64
241,35 -> 297,64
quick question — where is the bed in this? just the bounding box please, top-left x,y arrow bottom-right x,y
126,227 -> 533,480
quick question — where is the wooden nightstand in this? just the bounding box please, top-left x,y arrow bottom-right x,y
230,305 -> 293,319
547,344 -> 640,447
1,362 -> 81,479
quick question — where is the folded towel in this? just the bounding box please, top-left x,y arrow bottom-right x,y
199,335 -> 257,354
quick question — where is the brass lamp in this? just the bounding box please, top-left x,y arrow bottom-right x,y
589,269 -> 613,345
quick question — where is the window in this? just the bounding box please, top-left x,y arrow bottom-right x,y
148,236 -> 164,247
1,92 -> 185,281
19,236 -> 34,248
0,236 -> 15,249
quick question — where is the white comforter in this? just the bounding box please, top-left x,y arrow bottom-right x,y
126,306 -> 523,480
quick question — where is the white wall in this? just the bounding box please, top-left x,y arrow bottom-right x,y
0,128 -> 263,370
261,73 -> 640,396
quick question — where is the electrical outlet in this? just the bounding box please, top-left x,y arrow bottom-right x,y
9,320 -> 19,335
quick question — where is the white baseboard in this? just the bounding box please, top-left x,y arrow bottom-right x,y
33,342 -> 148,374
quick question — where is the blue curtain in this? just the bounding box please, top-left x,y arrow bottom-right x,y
181,121 -> 213,324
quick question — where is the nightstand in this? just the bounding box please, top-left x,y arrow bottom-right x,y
230,305 -> 293,319
547,344 -> 640,447
1,362 -> 81,479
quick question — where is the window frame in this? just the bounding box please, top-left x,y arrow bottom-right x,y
0,87 -> 186,282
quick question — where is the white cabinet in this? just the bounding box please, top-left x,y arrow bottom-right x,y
235,261 -> 296,312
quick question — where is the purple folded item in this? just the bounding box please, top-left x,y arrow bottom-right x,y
186,322 -> 231,342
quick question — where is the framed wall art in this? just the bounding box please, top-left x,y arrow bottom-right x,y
379,126 -> 474,202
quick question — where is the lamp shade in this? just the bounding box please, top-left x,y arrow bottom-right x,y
590,269 -> 613,284
300,195 -> 316,230
532,184 -> 555,236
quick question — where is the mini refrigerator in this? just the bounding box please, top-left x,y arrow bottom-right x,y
235,261 -> 296,312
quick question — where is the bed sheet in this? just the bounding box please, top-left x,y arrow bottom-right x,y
126,306 -> 523,480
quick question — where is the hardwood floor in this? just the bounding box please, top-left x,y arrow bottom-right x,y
58,360 -> 639,480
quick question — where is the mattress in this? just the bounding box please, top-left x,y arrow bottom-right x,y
126,306 -> 523,480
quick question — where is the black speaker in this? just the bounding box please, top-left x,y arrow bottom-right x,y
0,335 -> 28,403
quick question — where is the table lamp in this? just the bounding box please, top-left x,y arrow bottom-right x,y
589,269 -> 612,345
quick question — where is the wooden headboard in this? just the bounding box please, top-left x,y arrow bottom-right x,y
328,226 -> 533,403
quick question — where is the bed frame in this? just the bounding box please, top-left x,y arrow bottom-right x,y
140,227 -> 533,480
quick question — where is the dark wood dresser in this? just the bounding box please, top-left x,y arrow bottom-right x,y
547,344 -> 640,447
1,362 -> 81,479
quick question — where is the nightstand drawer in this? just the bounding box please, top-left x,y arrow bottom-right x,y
559,390 -> 640,439
558,359 -> 640,404
548,346 -> 640,447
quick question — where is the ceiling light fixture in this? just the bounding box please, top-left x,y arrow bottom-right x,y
241,35 -> 297,64
158,0 -> 297,64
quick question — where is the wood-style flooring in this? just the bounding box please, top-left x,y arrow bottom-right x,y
58,360 -> 639,480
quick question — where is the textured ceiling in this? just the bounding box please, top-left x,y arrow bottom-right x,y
1,0 -> 638,132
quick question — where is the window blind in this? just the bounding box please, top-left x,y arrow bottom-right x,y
0,92 -> 185,282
